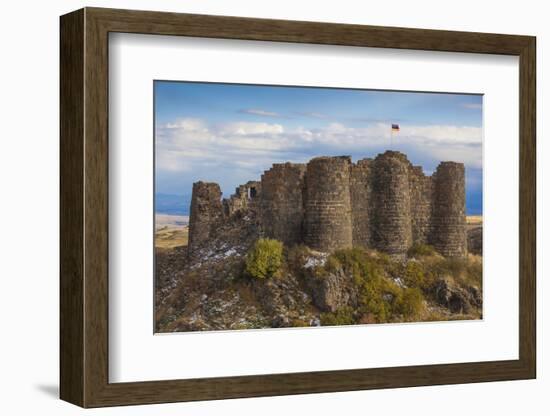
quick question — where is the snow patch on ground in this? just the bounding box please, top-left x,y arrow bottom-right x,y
223,248 -> 238,257
303,252 -> 329,269
392,276 -> 407,288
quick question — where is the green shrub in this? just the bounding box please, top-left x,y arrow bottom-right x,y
323,247 -> 432,324
320,306 -> 355,326
403,261 -> 425,288
358,282 -> 393,323
245,238 -> 284,279
395,287 -> 425,320
407,243 -> 437,258
401,260 -> 438,291
331,248 -> 402,323
427,256 -> 482,288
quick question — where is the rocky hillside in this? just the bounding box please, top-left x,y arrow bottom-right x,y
155,213 -> 483,332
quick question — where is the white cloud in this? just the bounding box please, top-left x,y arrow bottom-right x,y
156,117 -> 482,191
164,118 -> 207,131
462,103 -> 483,110
219,122 -> 284,136
297,111 -> 327,119
405,125 -> 482,145
241,108 -> 280,117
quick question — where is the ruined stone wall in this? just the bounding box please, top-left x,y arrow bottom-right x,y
260,163 -> 306,246
370,151 -> 412,257
409,166 -> 433,244
187,152 -> 467,259
303,157 -> 353,252
430,162 -> 467,257
188,182 -> 224,253
350,158 -> 373,248
223,181 -> 261,217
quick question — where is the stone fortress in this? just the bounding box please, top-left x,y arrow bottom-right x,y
188,151 -> 467,258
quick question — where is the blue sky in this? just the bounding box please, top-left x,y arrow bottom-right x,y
155,81 -> 483,214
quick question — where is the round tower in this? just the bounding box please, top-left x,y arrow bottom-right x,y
430,162 -> 467,257
188,181 -> 224,254
260,163 -> 306,246
303,156 -> 353,252
371,151 -> 412,257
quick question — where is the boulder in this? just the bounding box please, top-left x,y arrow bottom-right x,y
433,276 -> 479,314
307,269 -> 359,313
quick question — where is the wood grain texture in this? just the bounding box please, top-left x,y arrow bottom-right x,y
518,38 -> 537,376
59,8 -> 84,406
59,7 -> 537,408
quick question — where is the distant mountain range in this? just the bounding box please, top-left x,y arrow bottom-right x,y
155,193 -> 192,216
156,190 -> 482,217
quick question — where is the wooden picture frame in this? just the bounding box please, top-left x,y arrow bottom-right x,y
60,7 -> 536,408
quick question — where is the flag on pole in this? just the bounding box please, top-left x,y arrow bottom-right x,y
390,123 -> 399,149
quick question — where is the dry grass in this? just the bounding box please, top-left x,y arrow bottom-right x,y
155,214 -> 188,229
466,215 -> 483,225
155,214 -> 189,249
155,226 -> 188,249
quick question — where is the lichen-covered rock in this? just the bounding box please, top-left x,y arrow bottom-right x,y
433,276 -> 479,314
467,284 -> 483,308
307,269 -> 359,313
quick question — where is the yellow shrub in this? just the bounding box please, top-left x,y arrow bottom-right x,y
395,287 -> 425,320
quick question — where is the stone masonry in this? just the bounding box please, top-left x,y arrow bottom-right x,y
187,182 -> 224,253
188,151 -> 467,258
303,157 -> 353,252
260,163 -> 306,247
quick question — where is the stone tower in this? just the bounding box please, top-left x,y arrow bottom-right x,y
188,181 -> 224,253
303,156 -> 353,252
430,162 -> 467,257
371,151 -> 413,257
260,163 -> 306,246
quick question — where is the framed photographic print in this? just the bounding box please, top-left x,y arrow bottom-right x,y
60,7 -> 536,408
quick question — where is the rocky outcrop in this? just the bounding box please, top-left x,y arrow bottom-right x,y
433,276 -> 481,314
253,275 -> 314,327
468,227 -> 483,255
307,269 -> 359,313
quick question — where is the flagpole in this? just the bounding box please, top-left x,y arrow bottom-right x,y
390,124 -> 399,150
